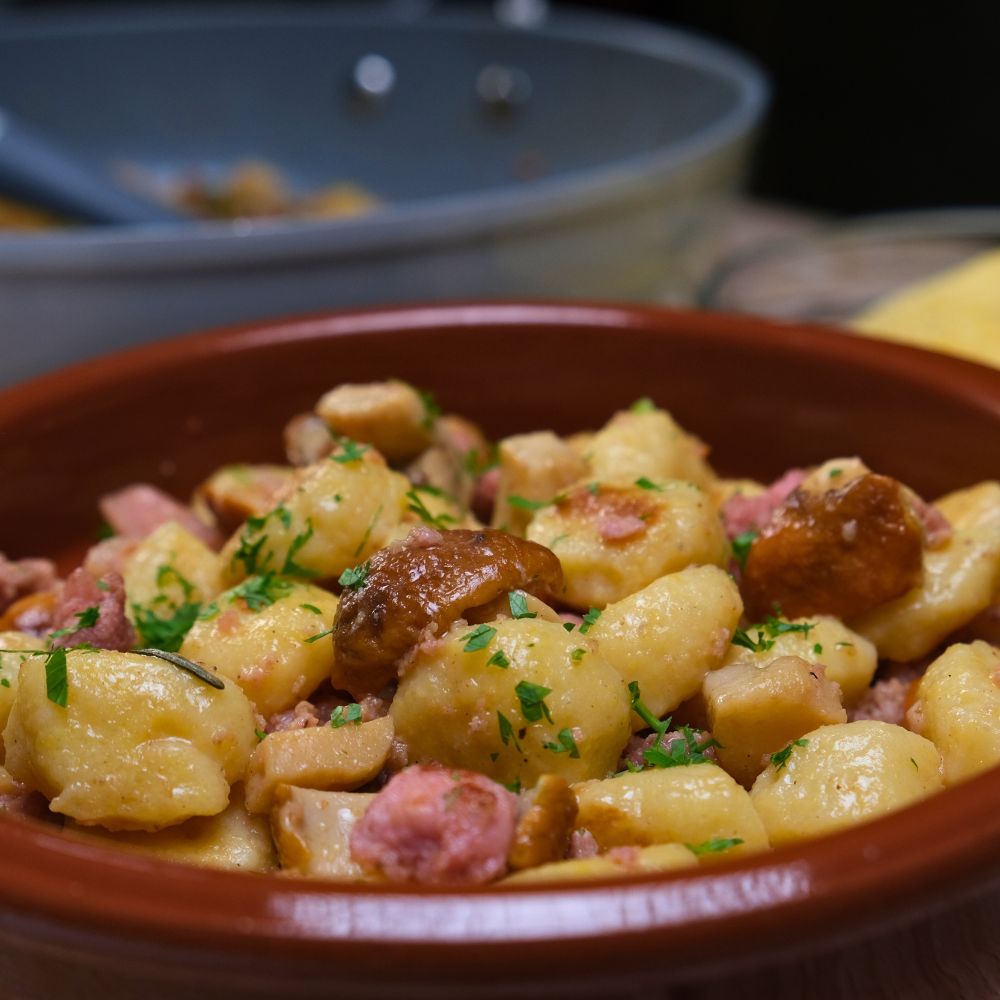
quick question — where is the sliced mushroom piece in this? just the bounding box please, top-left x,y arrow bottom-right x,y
284,412 -> 334,467
194,464 -> 298,535
332,528 -> 563,697
507,774 -> 579,871
741,473 -> 924,621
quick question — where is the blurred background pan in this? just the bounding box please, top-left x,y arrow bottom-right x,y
0,3 -> 766,386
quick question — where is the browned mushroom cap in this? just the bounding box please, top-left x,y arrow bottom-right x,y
332,528 -> 563,698
741,473 -> 924,621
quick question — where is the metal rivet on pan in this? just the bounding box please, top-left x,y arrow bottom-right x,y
476,64 -> 532,114
351,54 -> 396,103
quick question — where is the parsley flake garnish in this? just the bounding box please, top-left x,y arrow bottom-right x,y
514,680 -> 553,723
330,703 -> 363,728
49,605 -> 100,640
506,495 -> 550,512
330,436 -> 370,464
543,728 -> 580,758
685,837 -> 744,856
0,678 -> 9,689
731,627 -> 775,653
418,388 -> 442,431
338,561 -> 371,590
405,489 -> 456,531
304,627 -> 335,644
44,648 -> 68,707
230,573 -> 294,612
133,600 -> 201,652
570,647 -> 586,663
634,477 -> 663,492
354,503 -> 384,558
579,608 -> 601,634
255,729 -> 267,742
642,727 -> 720,769
508,591 -> 537,620
463,624 -> 497,652
487,649 -> 510,669
300,603 -> 323,615
731,529 -> 758,572
282,521 -> 317,578
629,397 -> 657,414
812,642 -> 823,655
504,777 -> 522,794
628,680 -> 669,735
770,738 -> 809,771
497,711 -> 522,752
562,621 -> 576,632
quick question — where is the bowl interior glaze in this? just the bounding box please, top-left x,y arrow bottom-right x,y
0,303 -> 998,1000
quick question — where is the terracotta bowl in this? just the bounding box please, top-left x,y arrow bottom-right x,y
0,303 -> 998,1000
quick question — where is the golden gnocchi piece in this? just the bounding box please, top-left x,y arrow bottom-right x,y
909,641 -> 1000,784
244,716 -> 395,813
723,615 -> 877,707
526,481 -> 729,609
491,431 -> 588,536
573,765 -> 768,856
391,617 -> 631,788
585,406 -> 715,490
504,842 -> 697,883
271,786 -> 375,880
749,721 -> 944,846
850,481 -> 1000,661
64,786 -> 276,872
590,565 -> 742,725
704,655 -> 847,788
3,649 -> 257,831
179,577 -> 338,718
0,630 -> 36,756
123,521 -> 224,618
219,451 -> 409,585
194,463 -> 298,535
315,380 -> 434,463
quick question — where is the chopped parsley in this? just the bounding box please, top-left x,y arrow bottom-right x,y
463,624 -> 497,652
629,397 -> 657,414
508,591 -> 537,620
634,477 -> 663,492
255,729 -> 267,742
497,711 -> 522,752
835,641 -> 854,649
628,680 -> 669,735
304,627 -> 335,644
829,467 -> 843,478
579,608 -> 601,634
300,603 -> 323,615
732,615 -> 817,654
547,533 -> 570,549
132,600 -> 201,652
812,643 -> 824,655
338,561 -> 371,590
0,677 -> 9,689
763,615 -> 816,638
418,388 -> 442,430
486,649 -> 510,669
282,521 -> 317,578
642,727 -> 720,769
405,489 -> 456,531
770,738 -> 809,771
330,436 -> 370,464
230,573 -> 294,611
731,529 -> 758,572
49,605 -> 100,640
562,621 -> 576,632
44,648 -> 68,707
543,727 -> 580,758
514,680 -> 553,724
685,837 -> 744,856
570,647 -> 586,663
354,503 -> 384,558
731,627 -> 775,653
504,777 -> 522,794
506,495 -> 551,512
330,703 -> 363,728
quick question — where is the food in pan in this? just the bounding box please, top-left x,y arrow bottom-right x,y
1,381 -> 997,884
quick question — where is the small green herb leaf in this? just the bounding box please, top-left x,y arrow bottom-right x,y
570,647 -> 586,663
330,436 -> 370,464
497,711 -> 522,752
629,397 -> 657,414
44,648 -> 68,707
628,680 -> 669,735
642,727 -> 720,769
463,624 -> 497,652
508,591 -> 537,620
304,627 -> 335,644
514,680 -> 553,723
634,477 -> 663,492
49,605 -> 100,640
338,561 -> 371,590
405,489 -> 457,531
486,649 -> 510,669
230,573 -> 294,611
579,608 -> 601,634
731,529 -> 758,572
685,837 -> 744,856
542,727 -> 580,758
330,703 -> 363,728
770,738 -> 809,771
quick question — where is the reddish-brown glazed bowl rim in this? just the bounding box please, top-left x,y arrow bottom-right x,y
0,302 -> 998,985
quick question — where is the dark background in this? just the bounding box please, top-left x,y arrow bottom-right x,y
575,0 -> 1000,214
6,0 -> 999,215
